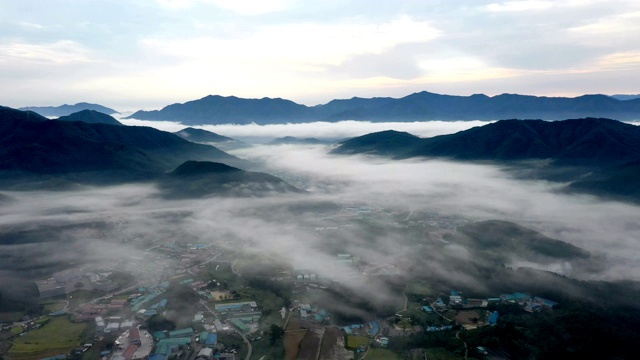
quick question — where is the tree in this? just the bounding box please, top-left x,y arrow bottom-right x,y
269,324 -> 284,345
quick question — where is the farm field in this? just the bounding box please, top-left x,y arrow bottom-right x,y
319,327 -> 352,360
8,317 -> 86,360
366,348 -> 402,360
346,335 -> 369,349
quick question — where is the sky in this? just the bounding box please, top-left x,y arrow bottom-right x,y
1,0 -> 639,111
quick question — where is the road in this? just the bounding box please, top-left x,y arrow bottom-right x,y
200,300 -> 252,360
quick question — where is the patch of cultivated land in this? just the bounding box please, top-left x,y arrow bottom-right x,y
366,348 -> 402,360
296,328 -> 324,360
285,312 -> 307,360
319,327 -> 352,360
453,310 -> 480,326
8,317 -> 86,360
346,335 -> 369,349
285,331 -> 307,360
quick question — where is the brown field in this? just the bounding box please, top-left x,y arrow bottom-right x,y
284,331 -> 307,360
319,327 -> 352,360
286,316 -> 301,331
284,311 -> 306,360
296,328 -> 324,360
454,311 -> 480,326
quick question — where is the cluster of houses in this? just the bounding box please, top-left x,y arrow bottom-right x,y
214,301 -> 261,334
35,268 -> 118,299
433,290 -> 558,313
341,320 -> 381,337
298,303 -> 330,324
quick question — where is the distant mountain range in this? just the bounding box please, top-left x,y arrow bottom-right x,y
57,110 -> 123,126
126,92 -> 640,124
0,106 -> 248,187
19,103 -> 118,117
159,160 -> 299,198
174,127 -> 250,151
269,136 -> 327,145
331,118 -> 640,202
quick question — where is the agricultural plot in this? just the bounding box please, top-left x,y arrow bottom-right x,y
8,317 -> 86,359
366,348 -> 402,360
346,335 -> 369,349
296,328 -> 324,360
284,331 -> 307,360
319,327 -> 352,360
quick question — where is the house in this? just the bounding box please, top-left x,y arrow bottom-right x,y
122,345 -> 139,360
449,291 -> 463,305
169,328 -> 194,338
129,327 -> 141,345
422,305 -> 433,313
206,333 -> 218,348
533,296 -> 558,309
35,278 -> 66,298
488,311 -> 499,326
512,293 -> 531,304
197,348 -> 213,360
524,303 -> 542,313
499,294 -> 515,303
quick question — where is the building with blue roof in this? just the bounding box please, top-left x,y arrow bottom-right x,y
206,333 -> 218,348
368,321 -> 380,336
499,294 -> 515,303
512,293 -> 531,303
199,331 -> 209,343
488,311 -> 499,325
157,338 -> 191,347
342,326 -> 353,335
533,296 -> 558,309
169,328 -> 194,338
422,305 -> 433,312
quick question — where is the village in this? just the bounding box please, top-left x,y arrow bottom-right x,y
1,203 -> 561,360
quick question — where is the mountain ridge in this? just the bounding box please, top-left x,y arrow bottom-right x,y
126,92 -> 640,124
331,118 -> 640,202
57,110 -> 123,126
0,107 -> 249,186
19,102 -> 118,117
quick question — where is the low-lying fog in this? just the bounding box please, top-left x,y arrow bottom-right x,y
2,120 -> 640,307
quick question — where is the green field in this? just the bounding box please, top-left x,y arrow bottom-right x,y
346,335 -> 369,349
366,348 -> 402,360
8,317 -> 87,359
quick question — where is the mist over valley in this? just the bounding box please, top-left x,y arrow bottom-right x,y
2,105 -> 640,359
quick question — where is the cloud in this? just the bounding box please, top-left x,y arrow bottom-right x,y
0,40 -> 93,64
117,117 -> 492,143
3,138 -> 640,315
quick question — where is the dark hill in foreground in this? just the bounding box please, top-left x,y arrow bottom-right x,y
333,118 -> 640,165
57,110 -> 123,126
0,107 -> 248,187
160,161 -> 300,198
331,118 -> 640,202
403,118 -> 640,166
330,130 -> 422,156
126,92 -> 640,125
174,127 -> 250,151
